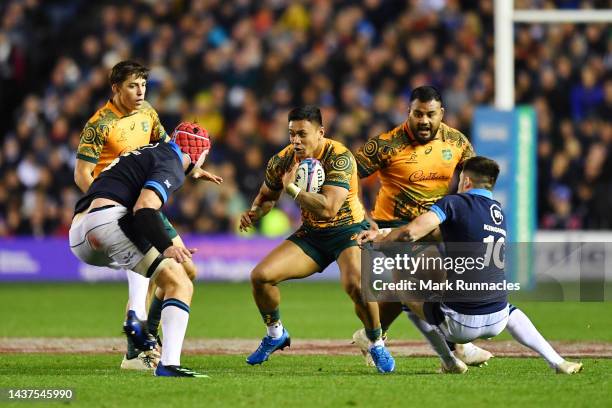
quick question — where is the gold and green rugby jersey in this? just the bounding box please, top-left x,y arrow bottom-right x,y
76,100 -> 168,178
265,138 -> 365,230
355,122 -> 474,223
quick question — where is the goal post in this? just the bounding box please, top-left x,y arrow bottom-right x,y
480,2 -> 612,287
494,0 -> 612,110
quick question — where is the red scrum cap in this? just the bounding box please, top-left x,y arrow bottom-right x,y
171,122 -> 211,174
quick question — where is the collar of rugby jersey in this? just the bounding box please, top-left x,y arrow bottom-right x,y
466,188 -> 493,199
106,99 -> 140,118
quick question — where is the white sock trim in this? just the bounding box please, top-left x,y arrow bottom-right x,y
267,321 -> 284,339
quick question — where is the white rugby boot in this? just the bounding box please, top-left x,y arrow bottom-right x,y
120,349 -> 160,370
439,357 -> 468,374
454,343 -> 493,366
555,360 -> 583,374
351,328 -> 376,367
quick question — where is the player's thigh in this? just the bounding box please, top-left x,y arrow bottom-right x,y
171,234 -> 197,280
159,213 -> 195,279
252,240 -> 320,284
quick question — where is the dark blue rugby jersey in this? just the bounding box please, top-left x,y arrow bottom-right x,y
75,142 -> 185,214
430,189 -> 508,314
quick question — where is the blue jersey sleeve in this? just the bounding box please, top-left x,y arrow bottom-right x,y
143,149 -> 185,205
431,195 -> 462,224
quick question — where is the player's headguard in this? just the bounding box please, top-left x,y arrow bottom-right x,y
171,122 -> 211,175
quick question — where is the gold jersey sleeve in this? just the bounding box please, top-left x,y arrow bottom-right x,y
264,139 -> 365,230
264,145 -> 295,191
357,122 -> 474,223
76,106 -> 116,166
354,124 -> 408,178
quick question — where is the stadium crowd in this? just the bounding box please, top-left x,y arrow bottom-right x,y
0,0 -> 610,237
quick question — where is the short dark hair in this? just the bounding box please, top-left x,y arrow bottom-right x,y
462,156 -> 500,190
288,105 -> 323,126
109,60 -> 149,85
410,85 -> 442,105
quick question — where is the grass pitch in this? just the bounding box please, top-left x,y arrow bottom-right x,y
0,355 -> 610,407
2,282 -> 611,341
1,282 -> 611,407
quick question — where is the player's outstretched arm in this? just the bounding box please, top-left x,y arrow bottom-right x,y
74,159 -> 96,193
190,168 -> 223,184
382,211 -> 441,243
239,182 -> 281,232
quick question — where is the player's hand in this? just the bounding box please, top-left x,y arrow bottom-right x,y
368,218 -> 379,232
239,207 -> 263,232
191,168 -> 223,185
357,229 -> 380,246
163,245 -> 197,264
281,163 -> 299,192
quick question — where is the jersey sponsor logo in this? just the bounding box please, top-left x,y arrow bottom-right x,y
164,179 -> 172,189
141,121 -> 149,132
484,223 -> 507,236
490,204 -> 504,225
130,121 -> 136,131
408,170 -> 449,183
442,148 -> 452,161
425,146 -> 432,154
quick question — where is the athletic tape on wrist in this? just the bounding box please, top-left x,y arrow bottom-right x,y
286,183 -> 301,200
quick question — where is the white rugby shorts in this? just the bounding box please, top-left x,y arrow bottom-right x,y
69,206 -> 163,278
437,303 -> 509,344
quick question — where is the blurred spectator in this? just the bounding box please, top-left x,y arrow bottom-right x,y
541,185 -> 582,230
0,0 -> 610,236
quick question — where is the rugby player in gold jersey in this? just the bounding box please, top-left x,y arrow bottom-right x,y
352,86 -> 492,370
74,60 -> 220,370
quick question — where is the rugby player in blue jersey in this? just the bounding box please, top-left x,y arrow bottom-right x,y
359,156 -> 582,374
69,124 -> 212,377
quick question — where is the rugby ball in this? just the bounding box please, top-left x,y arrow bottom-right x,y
294,158 -> 325,193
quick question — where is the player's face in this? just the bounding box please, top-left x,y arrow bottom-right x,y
289,119 -> 324,159
113,74 -> 146,113
407,99 -> 444,144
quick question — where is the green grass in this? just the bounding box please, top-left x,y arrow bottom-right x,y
1,282 -> 611,407
0,355 -> 610,408
1,282 -> 611,341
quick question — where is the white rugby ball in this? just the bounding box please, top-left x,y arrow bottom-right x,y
294,158 -> 325,193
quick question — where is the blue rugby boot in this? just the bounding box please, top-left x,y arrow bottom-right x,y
123,310 -> 157,351
369,345 -> 395,373
246,328 -> 291,365
155,363 -> 209,378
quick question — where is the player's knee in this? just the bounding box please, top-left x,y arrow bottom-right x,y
251,265 -> 277,286
157,261 -> 193,296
